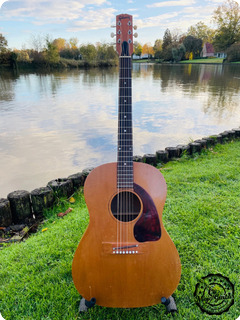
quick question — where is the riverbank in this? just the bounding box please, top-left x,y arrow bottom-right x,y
0,140 -> 239,319
0,57 -> 118,71
133,57 -> 240,64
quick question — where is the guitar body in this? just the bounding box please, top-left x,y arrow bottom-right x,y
72,161 -> 181,308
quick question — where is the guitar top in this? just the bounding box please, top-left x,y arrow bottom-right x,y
72,13 -> 181,308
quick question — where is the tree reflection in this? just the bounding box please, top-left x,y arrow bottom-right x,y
0,70 -> 17,103
151,63 -> 240,118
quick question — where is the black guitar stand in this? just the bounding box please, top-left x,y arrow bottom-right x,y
79,296 -> 177,313
79,297 -> 96,313
161,296 -> 178,313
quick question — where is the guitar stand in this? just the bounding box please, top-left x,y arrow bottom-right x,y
161,296 -> 177,313
79,296 -> 177,313
79,297 -> 96,313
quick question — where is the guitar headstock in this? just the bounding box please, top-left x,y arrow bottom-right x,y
115,14 -> 133,56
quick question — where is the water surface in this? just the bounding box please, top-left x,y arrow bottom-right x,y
0,63 -> 239,197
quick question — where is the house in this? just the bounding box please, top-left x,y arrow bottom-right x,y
201,42 -> 227,59
132,53 -> 150,60
214,52 -> 227,59
201,42 -> 215,58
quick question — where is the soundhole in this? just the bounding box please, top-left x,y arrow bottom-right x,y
111,191 -> 141,222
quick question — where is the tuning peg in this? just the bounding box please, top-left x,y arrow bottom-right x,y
111,32 -> 116,38
133,33 -> 138,38
133,25 -> 137,30
111,25 -> 116,28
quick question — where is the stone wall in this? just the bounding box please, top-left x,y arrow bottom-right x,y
0,128 -> 239,228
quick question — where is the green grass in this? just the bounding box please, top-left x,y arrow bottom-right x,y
180,58 -> 224,64
132,59 -> 155,63
0,141 -> 240,319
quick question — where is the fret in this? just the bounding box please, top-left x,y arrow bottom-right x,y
119,112 -> 132,114
117,139 -> 132,141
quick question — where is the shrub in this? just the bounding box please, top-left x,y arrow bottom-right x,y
226,42 -> 240,62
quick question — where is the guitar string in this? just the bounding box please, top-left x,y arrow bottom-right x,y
117,29 -> 134,251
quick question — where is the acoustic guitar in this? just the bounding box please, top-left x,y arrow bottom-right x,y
72,13 -> 181,308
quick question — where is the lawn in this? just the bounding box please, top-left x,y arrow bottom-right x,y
180,58 -> 224,64
0,141 -> 239,320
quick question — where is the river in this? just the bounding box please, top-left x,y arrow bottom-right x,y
0,63 -> 240,198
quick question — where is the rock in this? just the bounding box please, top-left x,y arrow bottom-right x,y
143,154 -> 157,166
81,168 -> 95,184
68,172 -> 85,190
165,147 -> 180,159
7,190 -> 32,223
133,155 -> 143,162
188,142 -> 202,154
176,145 -> 190,156
31,187 -> 54,215
47,179 -> 73,198
156,150 -> 168,163
0,198 -> 12,227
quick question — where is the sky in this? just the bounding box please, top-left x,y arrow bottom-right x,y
0,0 -> 238,49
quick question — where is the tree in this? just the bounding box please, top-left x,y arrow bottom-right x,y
142,43 -> 154,57
153,39 -> 162,59
212,0 -> 240,51
172,44 -> 186,62
183,35 -> 203,58
226,42 -> 240,61
162,29 -> 172,51
162,29 -> 174,61
30,34 -> 44,52
69,37 -> 78,49
52,38 -> 67,52
133,42 -> 142,56
187,22 -> 215,43
96,43 -> 116,61
44,38 -> 60,64
0,33 -> 8,52
79,44 -> 97,63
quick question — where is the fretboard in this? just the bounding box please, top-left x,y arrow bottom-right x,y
117,56 -> 133,189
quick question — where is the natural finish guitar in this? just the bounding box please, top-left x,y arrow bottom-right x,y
72,13 -> 181,308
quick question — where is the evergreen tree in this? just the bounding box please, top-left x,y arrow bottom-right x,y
162,29 -> 172,51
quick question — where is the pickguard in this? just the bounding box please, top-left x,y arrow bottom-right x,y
133,183 -> 161,242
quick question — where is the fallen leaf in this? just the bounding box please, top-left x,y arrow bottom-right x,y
42,228 -> 48,232
57,208 -> 73,218
69,197 -> 75,203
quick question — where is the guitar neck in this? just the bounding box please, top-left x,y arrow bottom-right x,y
117,56 -> 133,189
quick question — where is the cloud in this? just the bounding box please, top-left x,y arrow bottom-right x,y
135,3 -> 216,32
68,7 -> 116,31
1,0 -> 109,23
134,12 -> 180,29
147,0 -> 196,8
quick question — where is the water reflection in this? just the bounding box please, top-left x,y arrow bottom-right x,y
0,64 -> 239,197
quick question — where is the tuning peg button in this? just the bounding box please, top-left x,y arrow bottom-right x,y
133,25 -> 137,30
133,33 -> 138,38
111,25 -> 116,28
111,32 -> 116,38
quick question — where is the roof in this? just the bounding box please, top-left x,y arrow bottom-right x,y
204,42 -> 215,54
